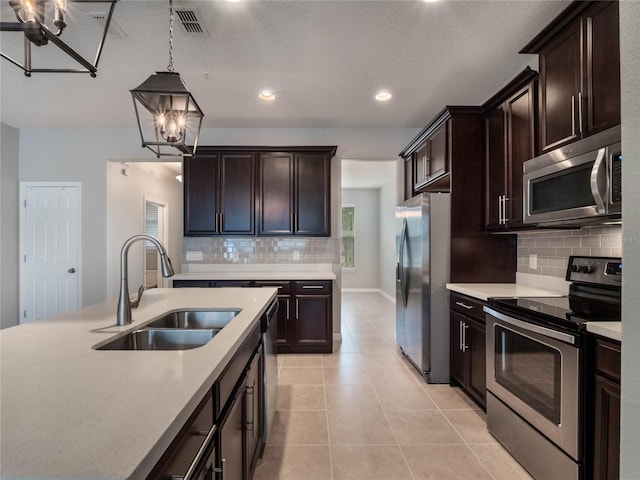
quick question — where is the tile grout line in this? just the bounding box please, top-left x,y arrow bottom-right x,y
359,314 -> 418,480
320,354 -> 335,480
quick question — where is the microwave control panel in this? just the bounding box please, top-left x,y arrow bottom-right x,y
611,153 -> 622,203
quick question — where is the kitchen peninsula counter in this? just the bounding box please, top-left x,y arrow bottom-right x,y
0,287 -> 277,479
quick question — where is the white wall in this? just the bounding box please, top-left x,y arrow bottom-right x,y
379,166 -> 398,299
341,189 -> 380,290
619,3 -> 640,477
0,123 -> 20,328
105,162 -> 183,302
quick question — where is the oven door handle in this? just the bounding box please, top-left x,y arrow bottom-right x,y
484,306 -> 576,345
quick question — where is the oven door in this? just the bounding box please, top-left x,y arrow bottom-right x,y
485,306 -> 581,460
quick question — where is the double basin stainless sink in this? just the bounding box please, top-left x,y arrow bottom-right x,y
97,309 -> 241,351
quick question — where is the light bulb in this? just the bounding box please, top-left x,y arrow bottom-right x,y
19,0 -> 36,23
156,112 -> 185,143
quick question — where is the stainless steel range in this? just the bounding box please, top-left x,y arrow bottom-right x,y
484,256 -> 622,480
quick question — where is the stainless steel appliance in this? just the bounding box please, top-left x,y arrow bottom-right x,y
261,299 -> 278,443
485,256 -> 622,480
523,125 -> 621,226
396,193 -> 451,383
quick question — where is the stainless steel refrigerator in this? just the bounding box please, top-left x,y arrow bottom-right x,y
396,193 -> 451,384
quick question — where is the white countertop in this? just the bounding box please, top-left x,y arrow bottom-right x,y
587,322 -> 622,342
446,283 -> 566,301
0,287 -> 277,480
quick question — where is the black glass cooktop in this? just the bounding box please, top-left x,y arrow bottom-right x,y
489,294 -> 621,333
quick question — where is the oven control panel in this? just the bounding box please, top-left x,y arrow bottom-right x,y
567,256 -> 622,286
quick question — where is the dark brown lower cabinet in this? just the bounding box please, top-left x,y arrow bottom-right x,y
290,281 -> 332,354
449,293 -> 487,409
149,325 -> 264,480
174,279 -> 333,354
147,393 -> 215,480
218,379 -> 245,480
592,337 -> 621,480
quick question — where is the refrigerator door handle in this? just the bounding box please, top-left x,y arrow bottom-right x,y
399,218 -> 409,308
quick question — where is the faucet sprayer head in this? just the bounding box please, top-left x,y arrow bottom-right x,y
160,254 -> 175,277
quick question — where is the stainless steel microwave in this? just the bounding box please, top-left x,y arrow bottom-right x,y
524,126 -> 621,226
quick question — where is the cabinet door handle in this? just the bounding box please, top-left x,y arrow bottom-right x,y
296,299 -> 299,319
571,95 -> 576,136
423,155 -> 427,179
302,285 -> 324,289
578,91 -> 584,134
175,424 -> 216,480
462,322 -> 469,352
455,301 -> 474,310
502,196 -> 509,223
459,321 -> 463,351
245,381 -> 256,435
497,195 -> 503,225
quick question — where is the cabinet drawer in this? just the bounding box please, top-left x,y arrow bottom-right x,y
595,338 -> 621,383
215,325 -> 261,418
150,393 -> 214,480
213,280 -> 252,288
293,281 -> 332,295
450,293 -> 486,323
173,280 -> 212,288
255,280 -> 291,294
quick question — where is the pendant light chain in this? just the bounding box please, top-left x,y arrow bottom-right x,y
167,0 -> 175,72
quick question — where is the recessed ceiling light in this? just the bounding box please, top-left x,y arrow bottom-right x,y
375,91 -> 392,102
424,0 -> 439,3
259,90 -> 276,101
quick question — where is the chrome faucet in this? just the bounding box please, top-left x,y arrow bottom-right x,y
117,234 -> 175,326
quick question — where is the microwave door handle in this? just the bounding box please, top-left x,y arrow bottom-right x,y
590,148 -> 608,214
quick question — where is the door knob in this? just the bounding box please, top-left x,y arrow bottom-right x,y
68,268 -> 76,274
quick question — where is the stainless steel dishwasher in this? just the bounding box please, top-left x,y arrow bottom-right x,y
261,299 -> 279,443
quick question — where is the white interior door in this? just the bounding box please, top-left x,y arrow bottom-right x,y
21,183 -> 81,323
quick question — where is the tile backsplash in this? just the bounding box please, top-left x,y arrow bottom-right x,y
517,225 -> 622,278
183,237 -> 340,265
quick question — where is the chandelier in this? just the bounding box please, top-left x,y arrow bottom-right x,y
130,0 -> 204,158
1,0 -> 117,77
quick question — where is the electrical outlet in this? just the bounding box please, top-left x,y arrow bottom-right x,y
186,251 -> 203,261
529,254 -> 538,270
293,250 -> 300,261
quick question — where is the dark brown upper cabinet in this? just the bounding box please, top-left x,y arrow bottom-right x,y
406,120 -> 449,193
483,68 -> 538,231
521,1 -> 620,154
183,151 -> 256,236
400,106 -> 517,283
258,147 -> 334,237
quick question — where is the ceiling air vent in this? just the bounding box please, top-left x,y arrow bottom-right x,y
88,12 -> 127,38
175,8 -> 209,36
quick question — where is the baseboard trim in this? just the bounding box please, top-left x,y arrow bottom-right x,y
333,333 -> 343,341
341,288 -> 396,303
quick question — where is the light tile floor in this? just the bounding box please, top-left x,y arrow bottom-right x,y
254,291 -> 533,480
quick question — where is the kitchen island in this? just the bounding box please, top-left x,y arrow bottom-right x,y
0,287 -> 277,479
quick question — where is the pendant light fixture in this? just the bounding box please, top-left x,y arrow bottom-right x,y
130,0 -> 204,158
0,0 -> 118,77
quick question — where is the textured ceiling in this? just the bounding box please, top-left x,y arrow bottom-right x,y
0,0 -> 570,130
